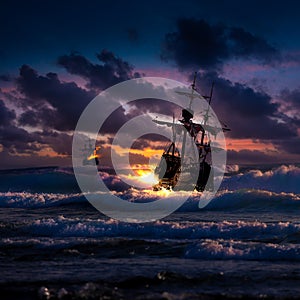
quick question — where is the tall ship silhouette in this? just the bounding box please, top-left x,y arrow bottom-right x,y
152,72 -> 230,192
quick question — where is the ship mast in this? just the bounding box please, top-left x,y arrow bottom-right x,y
201,82 -> 214,145
180,71 -> 197,162
189,71 -> 197,109
152,74 -> 230,192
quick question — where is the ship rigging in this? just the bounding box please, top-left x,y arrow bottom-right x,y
152,72 -> 230,192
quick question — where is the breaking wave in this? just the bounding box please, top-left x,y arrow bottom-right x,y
184,238 -> 300,261
2,216 -> 300,261
0,189 -> 299,211
0,191 -> 85,208
198,189 -> 300,211
0,164 -> 299,211
222,164 -> 300,194
3,215 -> 300,240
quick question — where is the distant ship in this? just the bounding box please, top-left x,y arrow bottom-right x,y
152,72 -> 230,192
82,139 -> 101,166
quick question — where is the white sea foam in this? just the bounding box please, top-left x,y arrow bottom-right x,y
222,164 -> 300,193
0,165 -> 299,211
20,216 -> 300,240
184,238 -> 300,261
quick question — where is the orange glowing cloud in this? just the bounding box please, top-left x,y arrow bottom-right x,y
38,146 -> 69,158
226,138 -> 277,152
112,145 -> 163,159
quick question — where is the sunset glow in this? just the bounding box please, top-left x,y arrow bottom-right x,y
1,2 -> 300,299
112,145 -> 163,159
226,138 -> 278,152
0,1 -> 299,170
133,169 -> 159,186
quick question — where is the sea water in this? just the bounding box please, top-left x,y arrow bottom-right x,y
0,165 -> 299,299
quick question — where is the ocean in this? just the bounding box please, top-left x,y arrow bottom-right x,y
0,164 -> 300,299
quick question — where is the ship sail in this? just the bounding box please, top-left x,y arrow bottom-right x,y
152,72 -> 229,192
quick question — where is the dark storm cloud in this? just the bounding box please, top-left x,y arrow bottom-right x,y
0,98 -> 41,155
161,18 -> 298,158
0,99 -> 15,126
279,88 -> 300,116
228,27 -> 279,63
127,98 -> 180,118
57,50 -> 141,90
273,137 -> 300,155
227,149 -> 279,164
161,18 -> 280,70
161,19 -> 228,69
16,65 -> 95,131
100,106 -> 130,135
131,134 -> 170,150
0,124 -> 38,151
100,98 -> 179,135
0,147 -> 71,170
18,110 -> 40,127
266,88 -> 300,155
195,72 -> 296,140
37,130 -> 73,155
2,51 -> 145,164
0,120 -> 72,156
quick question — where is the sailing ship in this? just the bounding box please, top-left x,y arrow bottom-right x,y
152,72 -> 230,192
82,139 -> 101,166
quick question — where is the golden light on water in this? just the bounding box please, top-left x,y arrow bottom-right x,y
154,188 -> 172,197
133,168 -> 158,186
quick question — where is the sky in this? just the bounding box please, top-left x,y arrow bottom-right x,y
0,0 -> 300,169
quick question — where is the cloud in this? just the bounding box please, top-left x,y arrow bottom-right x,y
16,64 -> 95,131
100,97 -> 180,135
0,146 -> 71,169
57,50 -> 141,90
18,109 -> 41,127
227,149 -> 280,164
273,137 -> 300,155
0,125 -> 35,150
1,52 -> 159,168
126,98 -> 180,117
161,18 -> 280,70
195,72 -> 296,140
262,88 -> 300,154
161,19 -> 300,153
0,99 -> 15,126
1,79 -> 74,159
160,18 -> 297,160
0,98 -> 42,156
37,130 -> 73,155
131,134 -> 170,150
228,27 -> 279,64
279,88 -> 300,119
0,120 -> 72,157
100,105 -> 130,134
